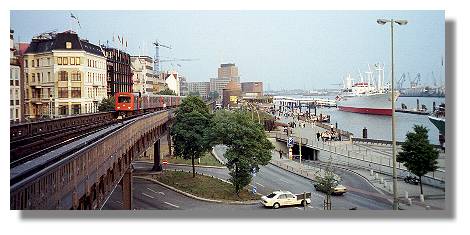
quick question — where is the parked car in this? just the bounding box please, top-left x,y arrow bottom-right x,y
314,181 -> 347,195
261,191 -> 311,209
404,176 -> 420,185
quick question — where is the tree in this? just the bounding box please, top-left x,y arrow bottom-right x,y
170,96 -> 212,177
208,110 -> 274,196
157,88 -> 177,96
314,157 -> 341,210
397,125 -> 439,195
98,96 -> 115,112
208,91 -> 219,101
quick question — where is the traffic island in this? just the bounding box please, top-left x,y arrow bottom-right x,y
142,170 -> 260,204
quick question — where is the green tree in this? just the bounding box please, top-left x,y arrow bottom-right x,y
314,158 -> 340,210
171,96 -> 213,177
208,91 -> 219,101
157,88 -> 177,96
208,110 -> 274,196
98,96 -> 115,112
397,125 -> 439,195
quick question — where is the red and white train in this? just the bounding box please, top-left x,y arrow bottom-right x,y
114,92 -> 183,115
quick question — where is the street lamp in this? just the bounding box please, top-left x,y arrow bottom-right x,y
377,18 -> 407,210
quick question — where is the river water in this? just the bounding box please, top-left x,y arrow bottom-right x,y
285,96 -> 445,145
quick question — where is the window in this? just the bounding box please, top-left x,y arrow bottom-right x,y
57,57 -> 62,65
71,88 -> 81,98
59,71 -> 68,81
47,72 -> 51,82
31,60 -> 34,67
71,72 -> 81,81
58,88 -> 68,98
31,73 -> 35,83
10,80 -> 14,86
66,42 -> 72,49
63,57 -> 68,65
118,96 -> 131,103
37,73 -> 40,83
59,106 -> 67,115
10,100 -> 14,106
72,104 -> 80,114
25,60 -> 28,67
75,57 -> 80,65
47,58 -> 50,65
37,59 -> 39,67
70,57 -> 75,65
15,80 -> 19,86
16,100 -> 19,105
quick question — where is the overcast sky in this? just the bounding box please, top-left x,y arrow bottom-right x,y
10,10 -> 444,91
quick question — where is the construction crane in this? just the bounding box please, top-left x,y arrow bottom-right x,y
159,58 -> 199,71
153,39 -> 172,77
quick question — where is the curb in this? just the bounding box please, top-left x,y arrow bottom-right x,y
134,172 -> 261,205
133,160 -> 226,169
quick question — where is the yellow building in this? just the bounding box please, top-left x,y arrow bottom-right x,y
23,31 -> 107,119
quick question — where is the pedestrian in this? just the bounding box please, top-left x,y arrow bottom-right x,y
316,132 -> 320,141
279,149 -> 283,159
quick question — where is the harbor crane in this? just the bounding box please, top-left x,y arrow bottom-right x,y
153,39 -> 172,77
397,73 -> 406,90
410,73 -> 421,88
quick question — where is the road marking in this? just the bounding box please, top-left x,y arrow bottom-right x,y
164,201 -> 180,208
295,207 -> 303,210
147,187 -> 165,195
142,193 -> 154,199
279,179 -> 289,184
255,182 -> 265,187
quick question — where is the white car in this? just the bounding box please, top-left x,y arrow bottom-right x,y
261,191 -> 311,209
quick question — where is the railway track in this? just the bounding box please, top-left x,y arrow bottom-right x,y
10,111 -> 156,186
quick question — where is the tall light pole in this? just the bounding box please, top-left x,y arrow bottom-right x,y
377,18 -> 408,210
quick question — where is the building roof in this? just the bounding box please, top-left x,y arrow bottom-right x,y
24,31 -> 104,57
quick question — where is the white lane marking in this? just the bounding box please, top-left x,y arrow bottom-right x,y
279,179 -> 289,184
142,193 -> 154,199
164,201 -> 180,208
295,207 -> 303,210
147,187 -> 165,195
255,182 -> 265,187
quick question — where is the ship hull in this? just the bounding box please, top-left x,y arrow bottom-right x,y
337,92 -> 397,116
428,116 -> 445,134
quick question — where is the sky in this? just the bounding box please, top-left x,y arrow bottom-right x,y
10,10 -> 445,91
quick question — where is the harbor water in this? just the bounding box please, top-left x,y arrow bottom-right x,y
293,96 -> 445,145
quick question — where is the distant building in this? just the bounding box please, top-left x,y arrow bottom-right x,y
218,63 -> 240,83
188,81 -> 210,99
130,55 -> 154,94
102,46 -> 133,96
179,75 -> 188,96
163,72 -> 180,95
222,80 -> 242,108
23,30 -> 107,119
10,29 -> 22,123
241,82 -> 263,97
211,63 -> 241,103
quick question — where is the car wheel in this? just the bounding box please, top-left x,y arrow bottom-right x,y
273,203 -> 280,209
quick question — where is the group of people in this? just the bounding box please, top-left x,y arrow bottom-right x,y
316,130 -> 342,142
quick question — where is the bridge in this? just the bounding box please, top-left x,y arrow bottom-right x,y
10,109 -> 176,210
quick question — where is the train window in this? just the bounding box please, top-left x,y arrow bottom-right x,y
118,96 -> 131,103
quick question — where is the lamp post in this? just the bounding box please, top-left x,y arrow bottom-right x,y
377,18 -> 407,210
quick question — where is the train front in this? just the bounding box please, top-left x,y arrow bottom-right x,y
115,92 -> 137,115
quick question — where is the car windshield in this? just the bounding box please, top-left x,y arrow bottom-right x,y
266,193 -> 277,198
